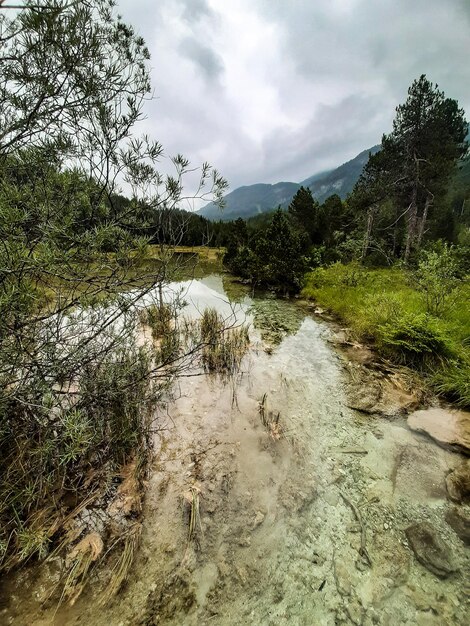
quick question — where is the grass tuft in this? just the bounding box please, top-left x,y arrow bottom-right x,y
200,308 -> 249,378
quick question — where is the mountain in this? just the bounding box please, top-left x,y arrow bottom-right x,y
199,145 -> 380,221
200,181 -> 301,221
302,145 -> 380,203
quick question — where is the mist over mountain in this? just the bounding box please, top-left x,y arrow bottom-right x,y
302,145 -> 381,203
199,145 -> 380,221
199,181 -> 301,221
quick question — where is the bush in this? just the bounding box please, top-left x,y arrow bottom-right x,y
432,362 -> 470,407
377,313 -> 454,367
414,244 -> 460,315
0,334 -> 155,571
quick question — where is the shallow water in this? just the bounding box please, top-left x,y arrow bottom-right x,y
2,274 -> 469,625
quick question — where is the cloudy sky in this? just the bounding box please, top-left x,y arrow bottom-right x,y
118,0 -> 470,196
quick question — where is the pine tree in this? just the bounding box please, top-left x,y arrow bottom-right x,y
390,75 -> 468,260
350,75 -> 468,263
288,186 -> 319,242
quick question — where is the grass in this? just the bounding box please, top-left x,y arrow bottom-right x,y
258,393 -> 282,440
302,263 -> 470,407
0,333 -> 154,599
200,308 -> 250,378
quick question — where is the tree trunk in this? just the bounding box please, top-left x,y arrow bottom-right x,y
404,163 -> 419,263
416,192 -> 433,250
361,206 -> 375,262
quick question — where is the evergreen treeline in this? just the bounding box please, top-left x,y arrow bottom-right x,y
223,75 -> 469,292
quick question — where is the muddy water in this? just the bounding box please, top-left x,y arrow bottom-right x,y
3,275 -> 469,625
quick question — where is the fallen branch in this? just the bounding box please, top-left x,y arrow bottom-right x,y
340,492 -> 372,567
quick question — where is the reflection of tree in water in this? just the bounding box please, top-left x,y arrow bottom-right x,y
221,275 -> 251,304
249,297 -> 305,344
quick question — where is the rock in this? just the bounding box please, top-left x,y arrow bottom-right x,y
405,522 -> 458,578
348,375 -> 419,416
407,408 -> 470,454
235,565 -> 248,585
346,598 -> 364,625
217,560 -> 230,578
445,459 -> 470,503
445,507 -> 470,545
237,534 -> 251,547
333,559 -> 353,596
369,534 -> 410,605
252,510 -> 265,529
324,490 -> 340,506
347,382 -> 382,413
329,329 -> 348,344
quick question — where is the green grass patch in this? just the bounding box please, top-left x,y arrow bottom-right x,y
302,263 -> 470,406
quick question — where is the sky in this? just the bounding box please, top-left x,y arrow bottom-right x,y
117,0 -> 470,198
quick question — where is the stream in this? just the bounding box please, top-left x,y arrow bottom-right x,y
2,273 -> 469,625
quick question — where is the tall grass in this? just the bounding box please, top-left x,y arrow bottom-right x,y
200,307 -> 249,378
302,263 -> 470,406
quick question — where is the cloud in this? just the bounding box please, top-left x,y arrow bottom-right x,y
178,37 -> 224,83
116,0 -> 470,196
178,0 -> 213,24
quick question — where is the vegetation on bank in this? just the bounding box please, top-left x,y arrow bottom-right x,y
0,0 -> 230,602
302,258 -> 470,407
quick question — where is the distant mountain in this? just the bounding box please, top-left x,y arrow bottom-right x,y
199,145 -> 380,221
302,145 -> 380,203
200,181 -> 301,221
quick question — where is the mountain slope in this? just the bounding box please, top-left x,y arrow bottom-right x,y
200,181 -> 301,221
302,145 -> 380,202
199,145 -> 380,221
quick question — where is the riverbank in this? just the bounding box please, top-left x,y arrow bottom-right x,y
302,263 -> 470,408
2,273 -> 469,625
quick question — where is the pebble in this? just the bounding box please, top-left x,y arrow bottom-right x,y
384,522 -> 389,530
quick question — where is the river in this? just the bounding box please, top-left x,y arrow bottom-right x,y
2,273 -> 469,625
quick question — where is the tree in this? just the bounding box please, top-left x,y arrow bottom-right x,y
318,194 -> 348,249
288,185 -> 319,243
0,0 -> 227,588
350,76 -> 468,263
225,209 -> 307,292
349,143 -> 403,262
389,75 -> 468,261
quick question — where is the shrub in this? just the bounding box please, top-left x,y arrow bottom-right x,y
414,244 -> 460,315
432,362 -> 470,407
377,313 -> 454,367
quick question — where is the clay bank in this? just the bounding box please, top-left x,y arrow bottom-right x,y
2,273 -> 469,626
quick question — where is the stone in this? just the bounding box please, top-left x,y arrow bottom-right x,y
334,559 -> 353,596
324,490 -> 340,506
346,599 -> 364,625
369,534 -> 410,605
407,408 -> 470,454
252,510 -> 265,529
405,522 -> 458,578
445,459 -> 470,503
445,507 -> 470,545
348,375 -> 419,417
